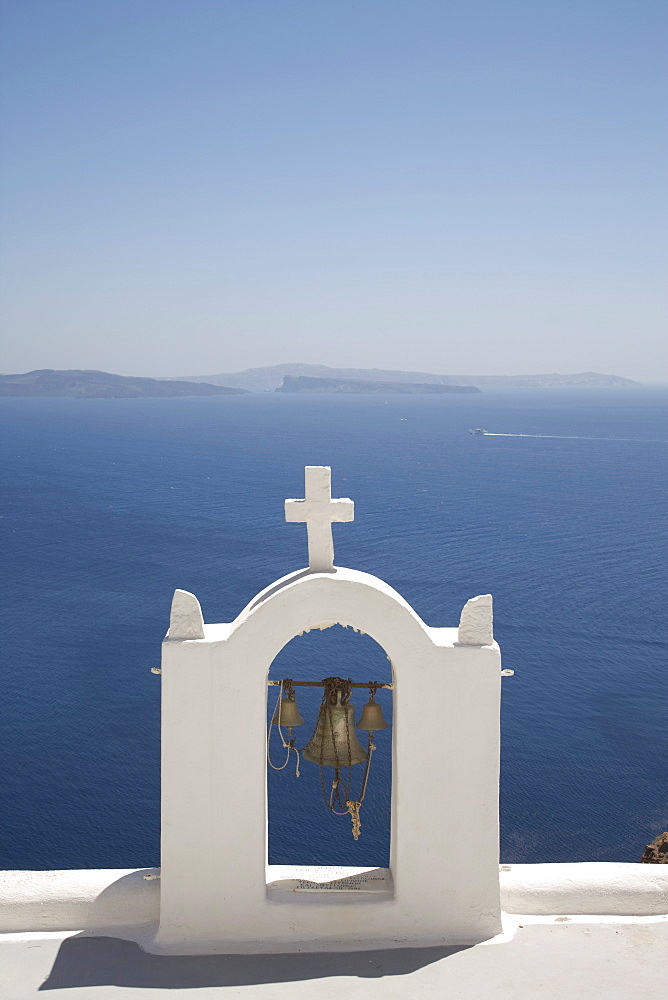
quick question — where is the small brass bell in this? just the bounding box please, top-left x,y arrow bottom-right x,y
303,691 -> 368,767
272,695 -> 304,728
357,697 -> 388,732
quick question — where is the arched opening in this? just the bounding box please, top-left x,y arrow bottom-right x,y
266,625 -> 393,869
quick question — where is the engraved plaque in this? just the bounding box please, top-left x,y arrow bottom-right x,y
267,865 -> 393,893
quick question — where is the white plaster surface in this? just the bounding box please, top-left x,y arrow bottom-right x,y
267,866 -> 393,895
158,565 -> 502,953
0,865 -> 665,937
458,594 -> 493,645
167,589 -> 204,640
284,466 -> 353,571
500,862 -> 668,915
1,867 -> 666,999
0,869 -> 160,933
1,918 -> 666,999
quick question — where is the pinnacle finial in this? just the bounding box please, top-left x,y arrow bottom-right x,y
458,594 -> 493,645
168,589 -> 205,640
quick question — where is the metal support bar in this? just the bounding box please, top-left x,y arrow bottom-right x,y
155,670 -> 511,682
267,679 -> 394,689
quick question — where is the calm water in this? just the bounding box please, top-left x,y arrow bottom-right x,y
1,388 -> 666,870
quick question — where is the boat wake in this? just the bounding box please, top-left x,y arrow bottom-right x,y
483,433 -> 664,443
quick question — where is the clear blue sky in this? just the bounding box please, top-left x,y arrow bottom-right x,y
1,0 -> 666,379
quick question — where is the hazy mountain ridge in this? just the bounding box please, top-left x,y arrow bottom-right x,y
454,371 -> 640,388
170,363 -> 458,391
172,364 -> 639,391
0,370 -> 247,398
277,376 -> 480,394
3,366 -> 640,399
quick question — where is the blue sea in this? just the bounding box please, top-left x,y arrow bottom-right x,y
1,388 -> 666,870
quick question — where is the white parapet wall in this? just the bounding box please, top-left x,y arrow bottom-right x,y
500,863 -> 668,916
0,869 -> 160,934
0,864 -> 665,936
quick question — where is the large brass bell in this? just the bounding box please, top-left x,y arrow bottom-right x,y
272,695 -> 304,728
303,691 -> 368,767
356,696 -> 388,732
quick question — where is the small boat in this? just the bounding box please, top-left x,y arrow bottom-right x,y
468,428 -> 488,435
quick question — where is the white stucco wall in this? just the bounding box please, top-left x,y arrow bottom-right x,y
500,863 -> 668,916
0,865 -> 665,936
155,567 -> 503,953
0,869 -> 160,933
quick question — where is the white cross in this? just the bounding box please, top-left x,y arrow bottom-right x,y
285,466 -> 354,572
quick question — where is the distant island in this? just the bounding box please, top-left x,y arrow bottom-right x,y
453,372 -> 640,388
276,375 -> 480,394
3,365 -> 640,398
168,363 -> 640,392
0,370 -> 246,399
169,363 -> 459,391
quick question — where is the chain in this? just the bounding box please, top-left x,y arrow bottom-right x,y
343,677 -> 353,805
270,675 -> 383,839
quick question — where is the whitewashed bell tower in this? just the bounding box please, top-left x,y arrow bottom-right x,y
152,466 -> 502,954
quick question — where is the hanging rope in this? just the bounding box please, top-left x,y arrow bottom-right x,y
268,675 -> 385,839
266,679 -> 300,776
344,733 -> 376,840
346,800 -> 362,840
